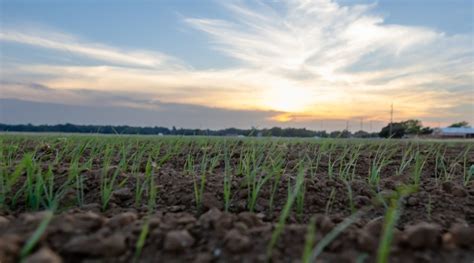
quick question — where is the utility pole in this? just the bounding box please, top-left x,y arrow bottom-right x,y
346,120 -> 349,131
389,103 -> 394,137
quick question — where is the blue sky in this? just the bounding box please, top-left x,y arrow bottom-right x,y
1,0 -> 473,130
2,0 -> 472,68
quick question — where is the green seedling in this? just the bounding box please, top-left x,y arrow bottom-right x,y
20,211 -> 54,261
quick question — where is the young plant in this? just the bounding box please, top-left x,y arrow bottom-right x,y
344,181 -> 356,214
301,217 -> 316,263
310,211 -> 363,261
396,145 -> 414,176
187,151 -> 220,212
268,152 -> 286,214
100,144 -> 128,210
135,157 -> 153,207
376,186 -> 416,263
462,146 -> 473,186
223,148 -> 233,212
267,163 -> 305,257
426,194 -> 432,221
295,178 -> 306,221
20,211 -> 54,261
133,218 -> 150,263
411,152 -> 427,187
368,144 -> 393,188
324,187 -> 336,216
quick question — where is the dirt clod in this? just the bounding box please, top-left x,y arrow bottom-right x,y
107,212 -> 137,229
112,188 -> 133,201
62,233 -> 126,256
451,187 -> 467,197
224,229 -> 251,253
193,252 -> 213,263
238,212 -> 264,228
449,224 -> 474,248
404,223 -> 441,249
164,230 -> 195,252
202,193 -> 222,211
0,216 -> 10,226
199,208 -> 222,229
24,247 -> 62,263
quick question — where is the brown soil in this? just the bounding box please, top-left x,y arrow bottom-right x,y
0,139 -> 473,262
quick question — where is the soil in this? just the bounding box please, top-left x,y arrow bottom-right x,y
1,138 -> 473,262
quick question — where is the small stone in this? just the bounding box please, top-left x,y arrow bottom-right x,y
198,208 -> 222,229
24,247 -> 62,263
449,224 -> 474,248
168,205 -> 184,212
0,215 -> 10,226
20,211 -> 51,224
379,190 -> 396,199
101,234 -> 127,256
363,217 -> 384,237
451,187 -> 467,197
193,252 -> 213,263
357,230 -> 377,252
237,212 -> 264,228
0,234 -> 22,260
215,213 -> 235,236
354,196 -> 371,208
176,213 -> 197,225
112,188 -> 132,201
149,217 -> 162,229
317,216 -> 335,234
407,196 -> 418,206
164,230 -> 195,251
62,234 -> 126,256
233,222 -> 248,233
202,193 -> 222,211
224,229 -> 251,253
57,212 -> 104,233
82,203 -> 101,212
404,223 -> 441,249
442,233 -> 456,250
382,180 -> 396,190
107,212 -> 137,229
441,181 -> 454,193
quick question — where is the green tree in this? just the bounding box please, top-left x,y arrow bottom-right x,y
402,119 -> 423,135
379,122 -> 407,138
449,121 -> 469,128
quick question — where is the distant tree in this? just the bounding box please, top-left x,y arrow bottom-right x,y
379,119 -> 431,138
420,127 -> 433,135
329,130 -> 351,138
449,121 -> 469,128
379,122 -> 407,138
402,119 -> 423,135
353,130 -> 370,138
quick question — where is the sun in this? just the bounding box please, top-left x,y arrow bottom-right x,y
262,84 -> 313,113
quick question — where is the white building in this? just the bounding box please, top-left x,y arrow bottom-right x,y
433,127 -> 474,138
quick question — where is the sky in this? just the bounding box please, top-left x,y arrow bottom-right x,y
0,0 -> 473,131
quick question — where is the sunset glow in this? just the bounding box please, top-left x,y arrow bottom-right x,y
1,0 -> 472,130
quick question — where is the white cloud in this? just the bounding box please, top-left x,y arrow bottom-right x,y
0,28 -> 187,70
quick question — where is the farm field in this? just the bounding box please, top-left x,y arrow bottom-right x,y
0,134 -> 473,263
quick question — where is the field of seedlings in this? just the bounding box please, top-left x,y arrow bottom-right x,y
0,134 -> 473,263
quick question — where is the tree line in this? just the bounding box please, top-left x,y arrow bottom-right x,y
0,120 -> 467,138
0,123 -> 378,138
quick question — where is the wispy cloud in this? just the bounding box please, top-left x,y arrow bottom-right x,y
0,28 -> 187,69
1,0 -> 473,128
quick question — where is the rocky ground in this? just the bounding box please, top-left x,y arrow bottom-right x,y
0,139 -> 473,262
